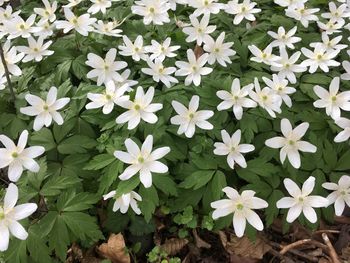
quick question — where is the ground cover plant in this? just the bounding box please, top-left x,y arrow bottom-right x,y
0,0 -> 350,262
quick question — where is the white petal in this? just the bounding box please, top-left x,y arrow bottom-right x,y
13,203 -> 37,220
286,204 -> 302,223
0,224 -> 9,252
148,161 -> 168,173
9,221 -> 28,240
233,212 -> 246,237
302,206 -> 317,223
245,210 -> 264,231
140,168 -> 152,188
4,183 -> 18,210
283,178 -> 301,197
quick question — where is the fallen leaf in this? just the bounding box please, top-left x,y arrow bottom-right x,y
221,232 -> 271,260
194,45 -> 204,59
160,238 -> 189,256
193,229 -> 211,249
97,233 -> 130,263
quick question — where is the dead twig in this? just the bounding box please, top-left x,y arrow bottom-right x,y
0,43 -> 15,102
269,241 -> 319,262
313,230 -> 340,236
322,233 -> 341,263
280,239 -> 328,255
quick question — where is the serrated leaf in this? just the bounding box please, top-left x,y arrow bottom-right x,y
40,174 -> 81,196
57,135 -> 97,154
85,154 -> 116,170
56,191 -> 99,212
179,170 -> 215,190
153,175 -> 178,196
139,185 -> 159,222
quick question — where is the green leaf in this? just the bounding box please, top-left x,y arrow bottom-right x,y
40,174 -> 81,196
30,128 -> 56,151
335,150 -> 350,171
54,60 -> 72,86
61,212 -> 103,241
153,175 -> 178,196
57,191 -> 99,212
48,215 -> 70,262
179,170 -> 215,190
57,135 -> 97,154
27,225 -> 52,263
85,154 -> 116,170
71,55 -> 89,80
139,185 -> 159,222
211,171 -> 227,200
115,176 -> 140,197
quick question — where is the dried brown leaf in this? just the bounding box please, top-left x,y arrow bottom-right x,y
160,238 -> 189,256
97,233 -> 130,263
224,233 -> 271,260
193,229 -> 211,249
194,45 -> 204,59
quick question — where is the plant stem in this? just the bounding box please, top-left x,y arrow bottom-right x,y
0,43 -> 15,102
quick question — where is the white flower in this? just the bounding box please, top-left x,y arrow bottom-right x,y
175,49 -> 212,86
301,43 -> 340,73
114,69 -> 138,91
249,78 -> 282,118
285,5 -> 319,28
203,32 -> 236,67
341,61 -> 350,80
55,8 -> 97,36
188,0 -> 222,16
262,74 -> 296,108
271,47 -> 306,84
182,14 -> 216,46
216,78 -> 257,120
334,117 -> 350,143
86,82 -> 129,114
0,5 -> 20,24
225,0 -> 261,25
0,183 -> 38,251
34,20 -> 54,38
118,35 -> 148,62
93,20 -> 123,37
265,118 -> 317,169
141,58 -> 178,88
0,40 -> 24,76
168,0 -> 187,11
313,77 -> 350,119
274,0 -> 307,8
211,187 -> 268,238
317,19 -> 345,35
168,0 -> 188,11
145,37 -> 180,61
277,176 -> 329,223
103,190 -> 142,214
268,26 -> 301,50
321,2 -> 350,23
16,36 -> 54,63
131,0 -> 170,25
0,130 -> 45,182
170,95 -> 213,138
34,0 -> 57,22
322,175 -> 350,216
85,48 -> 128,86
116,86 -> 163,130
4,14 -> 39,39
0,73 -> 7,90
20,86 -> 70,131
114,135 -> 170,188
63,0 -> 83,7
88,0 -> 115,14
248,44 -> 281,66
310,33 -> 347,52
214,129 -> 254,169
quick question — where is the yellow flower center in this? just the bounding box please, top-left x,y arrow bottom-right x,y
298,197 -> 304,202
158,67 -> 164,73
134,47 -> 140,52
204,0 -> 209,6
341,190 -> 346,196
43,104 -> 49,110
189,113 -> 194,119
20,24 -> 25,30
262,95 -> 268,101
241,6 -> 246,12
161,47 -> 165,52
12,152 -> 18,158
45,10 -> 50,16
214,48 -> 220,52
285,63 -> 290,68
288,140 -> 295,145
262,53 -> 267,59
331,96 -> 337,102
33,47 -> 39,52
197,28 -> 203,33
104,65 -> 109,70
72,18 -> 78,24
106,94 -> 112,100
149,7 -> 155,13
192,66 -> 197,71
134,104 -> 141,110
138,156 -> 145,163
0,210 -> 4,220
317,54 -> 323,60
236,203 -> 244,210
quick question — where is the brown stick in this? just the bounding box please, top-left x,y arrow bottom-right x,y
280,239 -> 328,254
0,43 -> 15,102
313,230 -> 340,235
322,233 -> 340,263
269,241 -> 319,262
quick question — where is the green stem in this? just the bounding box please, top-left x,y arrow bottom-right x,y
0,43 -> 15,103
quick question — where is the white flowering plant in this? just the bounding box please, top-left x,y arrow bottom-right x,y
0,0 -> 350,261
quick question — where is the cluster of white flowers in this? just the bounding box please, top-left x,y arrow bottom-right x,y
0,0 -> 350,245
